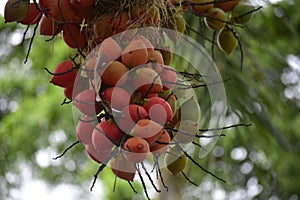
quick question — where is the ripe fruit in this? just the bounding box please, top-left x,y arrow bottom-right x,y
204,7 -> 227,30
116,104 -> 148,132
101,61 -> 128,86
132,67 -> 163,95
101,87 -> 130,110
17,3 -> 40,25
165,147 -> 188,176
86,145 -> 111,164
148,50 -> 164,64
217,27 -> 238,55
92,120 -> 123,151
39,15 -> 63,36
158,65 -> 177,90
110,155 -> 136,181
98,37 -> 122,62
173,120 -> 198,143
150,129 -> 170,156
76,115 -> 97,145
190,0 -> 214,15
62,23 -> 87,49
123,137 -> 150,163
143,97 -> 173,125
50,60 -> 77,88
231,4 -> 255,24
130,119 -> 163,145
122,38 -> 148,69
73,89 -> 103,116
4,0 -> 30,23
215,0 -> 240,12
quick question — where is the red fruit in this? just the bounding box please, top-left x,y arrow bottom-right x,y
92,120 -> 123,151
101,61 -> 128,86
159,65 -> 177,90
73,89 -> 103,116
39,0 -> 76,23
98,37 -> 122,62
63,75 -> 88,100
132,67 -> 163,95
70,0 -> 95,8
101,87 -> 130,110
116,104 -> 148,132
150,129 -> 170,156
121,38 -> 148,69
123,137 -> 149,163
18,3 -> 41,25
86,145 -> 111,164
62,23 -> 87,49
143,97 -> 173,124
130,119 -> 163,145
110,155 -> 136,181
40,15 -> 63,36
76,115 -> 97,145
50,60 -> 76,88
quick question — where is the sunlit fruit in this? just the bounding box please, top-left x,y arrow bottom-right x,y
204,7 -> 227,30
165,147 -> 188,176
123,137 -> 150,163
101,61 -> 128,86
215,0 -> 240,12
217,27 -> 238,55
4,0 -> 29,23
231,3 -> 255,24
122,38 -> 148,69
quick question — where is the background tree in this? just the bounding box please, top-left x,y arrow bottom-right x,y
0,0 -> 300,199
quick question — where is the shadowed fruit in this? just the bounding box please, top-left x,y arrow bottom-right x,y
50,60 -> 76,88
18,3 -> 40,25
150,129 -> 170,156
215,0 -> 240,12
62,23 -> 87,49
110,155 -> 136,181
40,15 -> 63,36
231,3 -> 255,24
165,147 -> 188,176
4,0 -> 29,23
190,0 -> 214,15
217,27 -> 238,55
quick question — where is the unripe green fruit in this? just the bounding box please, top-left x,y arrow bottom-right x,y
4,0 -> 30,23
165,147 -> 188,176
231,4 -> 255,24
204,7 -> 227,31
217,28 -> 238,55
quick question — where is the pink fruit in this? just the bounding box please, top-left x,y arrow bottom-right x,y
101,87 -> 130,110
92,120 -> 123,151
86,145 -> 111,164
76,115 -> 97,145
110,155 -> 136,181
73,89 -> 103,116
143,97 -> 173,124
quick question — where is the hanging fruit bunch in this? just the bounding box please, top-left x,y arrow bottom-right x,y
4,0 -> 259,199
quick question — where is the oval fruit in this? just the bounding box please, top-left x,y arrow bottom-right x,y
150,129 -> 170,157
18,3 -> 40,25
231,4 -> 255,24
110,155 -> 136,181
40,15 -> 63,36
123,137 -> 150,163
190,0 -> 214,15
76,115 -> 97,145
217,27 -> 238,55
165,147 -> 188,176
101,87 -> 130,110
62,23 -> 87,49
101,61 -> 128,86
50,60 -> 77,88
86,145 -> 111,164
215,0 -> 240,12
4,0 -> 29,23
204,7 -> 227,30
73,89 -> 103,116
122,38 -> 148,69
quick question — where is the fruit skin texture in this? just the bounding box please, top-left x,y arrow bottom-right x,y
132,67 -> 163,95
190,0 -> 214,14
40,15 -> 63,36
101,61 -> 128,86
110,155 -> 136,181
204,7 -> 227,31
165,147 -> 188,176
50,60 -> 76,88
101,87 -> 130,110
18,3 -> 40,25
116,104 -> 148,132
73,89 -> 103,116
217,27 -> 238,55
231,4 -> 255,24
130,119 -> 163,145
4,0 -> 30,23
143,96 -> 173,125
62,23 -> 87,49
123,137 -> 150,163
92,120 -> 123,151
215,0 -> 240,12
122,39 -> 148,69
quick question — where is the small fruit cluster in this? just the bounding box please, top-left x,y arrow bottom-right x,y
173,0 -> 256,55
